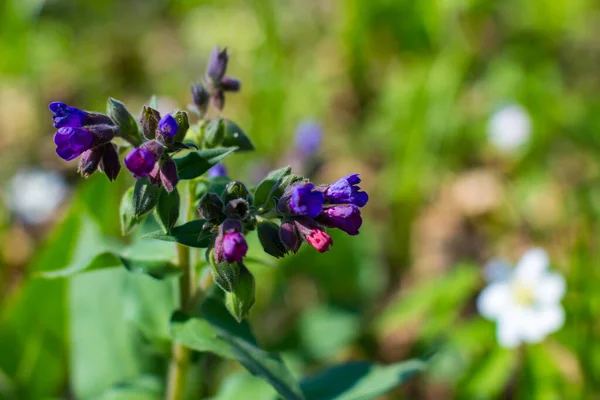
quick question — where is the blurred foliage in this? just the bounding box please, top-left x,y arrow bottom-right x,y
1,0 -> 600,398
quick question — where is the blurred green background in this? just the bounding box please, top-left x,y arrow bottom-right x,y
1,0 -> 599,398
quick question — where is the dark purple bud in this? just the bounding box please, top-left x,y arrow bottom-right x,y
288,183 -> 324,218
211,90 -> 225,112
208,164 -> 228,178
221,76 -> 241,92
158,114 -> 178,138
77,148 -> 103,178
198,193 -> 224,220
224,198 -> 249,220
49,102 -> 88,128
159,157 -> 179,193
324,174 -> 368,207
100,143 -> 121,181
279,219 -> 301,254
89,124 -> 118,146
294,217 -> 333,253
54,127 -> 94,161
141,140 -> 164,160
317,204 -> 362,236
124,148 -> 156,178
140,106 -> 161,140
206,46 -> 229,81
294,120 -> 322,157
191,84 -> 210,116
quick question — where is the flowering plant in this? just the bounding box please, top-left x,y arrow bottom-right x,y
42,46 -> 423,400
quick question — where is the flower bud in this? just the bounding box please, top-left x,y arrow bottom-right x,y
124,148 -> 156,178
159,157 -> 179,193
140,106 -> 160,140
77,148 -> 103,178
49,102 -> 89,128
54,127 -> 94,161
172,110 -> 190,143
206,46 -> 229,81
100,143 -> 121,181
191,83 -> 210,117
224,198 -> 249,220
257,220 -> 287,258
317,204 -> 362,236
225,263 -> 255,322
214,220 -> 247,264
294,217 -> 333,253
279,218 -> 302,254
221,76 -> 241,92
223,181 -> 250,203
158,114 -> 178,140
197,193 -> 224,220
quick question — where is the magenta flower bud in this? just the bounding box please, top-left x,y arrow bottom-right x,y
208,164 -> 228,178
159,157 -> 179,193
100,143 -> 121,181
49,102 -> 88,128
221,76 -> 241,92
287,183 -> 324,218
214,219 -> 247,264
206,46 -> 229,81
324,174 -> 368,207
294,217 -> 333,253
279,219 -> 301,254
158,114 -> 178,138
317,204 -> 362,236
124,148 -> 156,178
54,127 -> 94,161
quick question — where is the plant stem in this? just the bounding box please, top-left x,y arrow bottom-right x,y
166,183 -> 197,400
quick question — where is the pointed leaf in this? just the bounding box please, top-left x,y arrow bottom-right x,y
120,186 -> 139,235
142,220 -> 212,248
223,119 -> 254,151
211,261 -> 240,292
174,147 -> 238,180
133,178 -> 161,218
107,97 -> 142,145
254,167 -> 291,210
155,188 -> 180,233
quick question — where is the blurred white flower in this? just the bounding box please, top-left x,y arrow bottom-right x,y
487,104 -> 532,151
477,248 -> 565,348
5,169 -> 69,224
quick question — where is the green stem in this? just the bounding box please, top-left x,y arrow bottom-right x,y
166,183 -> 198,400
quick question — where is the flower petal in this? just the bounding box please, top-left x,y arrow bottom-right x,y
514,248 -> 549,283
477,282 -> 512,320
536,272 -> 566,305
496,314 -> 522,348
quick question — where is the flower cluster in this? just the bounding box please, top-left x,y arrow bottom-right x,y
49,102 -> 121,180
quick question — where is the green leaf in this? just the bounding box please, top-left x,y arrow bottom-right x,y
174,147 -> 238,180
155,188 -> 180,233
209,372 -> 277,400
120,186 -> 138,235
170,292 -> 304,400
211,261 -> 240,293
257,220 -> 286,258
254,166 -> 291,210
300,360 -> 426,400
133,178 -> 161,218
225,264 -> 256,322
37,251 -> 180,280
107,97 -> 141,145
143,220 -> 212,248
223,119 -> 255,151
94,375 -> 163,400
204,117 -> 225,148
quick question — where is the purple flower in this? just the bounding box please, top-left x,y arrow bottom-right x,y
317,204 -> 362,236
208,164 -> 228,178
324,174 -> 368,207
158,114 -> 178,138
288,183 -> 324,218
124,148 -> 156,178
222,232 -> 248,263
205,46 -> 241,112
49,102 -> 88,128
221,76 -> 241,92
54,127 -> 94,161
294,121 -> 322,157
77,143 -> 121,181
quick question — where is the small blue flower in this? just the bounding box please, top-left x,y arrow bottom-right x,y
208,164 -> 228,178
54,127 -> 94,161
325,174 -> 368,207
124,148 -> 156,178
294,121 -> 322,157
158,114 -> 178,138
289,183 -> 324,218
49,102 -> 88,128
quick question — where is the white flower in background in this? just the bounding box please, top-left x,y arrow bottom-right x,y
487,103 -> 532,151
477,248 -> 566,348
5,169 -> 69,224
